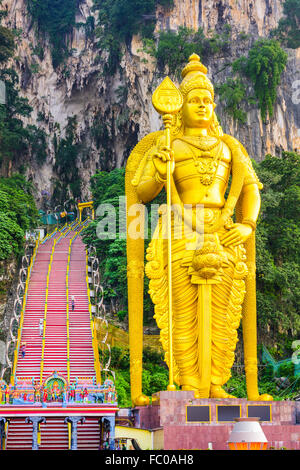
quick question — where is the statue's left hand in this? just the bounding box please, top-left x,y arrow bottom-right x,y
220,223 -> 253,247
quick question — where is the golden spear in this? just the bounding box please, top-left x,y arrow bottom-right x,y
152,77 -> 183,390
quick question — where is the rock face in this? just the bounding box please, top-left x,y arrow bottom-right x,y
1,0 -> 300,204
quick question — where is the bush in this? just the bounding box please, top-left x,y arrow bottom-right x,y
233,39 -> 287,121
272,0 -> 300,49
215,77 -> 247,123
93,0 -> 174,74
255,152 -> 300,340
0,68 -> 48,168
0,174 -> 39,260
53,116 -> 81,201
151,25 -> 231,80
26,0 -> 78,68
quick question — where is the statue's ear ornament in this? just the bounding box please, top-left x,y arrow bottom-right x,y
170,109 -> 183,137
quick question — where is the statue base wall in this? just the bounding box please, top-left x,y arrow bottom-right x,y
134,391 -> 300,450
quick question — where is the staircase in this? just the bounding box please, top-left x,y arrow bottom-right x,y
15,232 -> 61,380
41,233 -> 70,381
69,237 -> 96,381
4,221 -> 106,450
5,418 -> 33,450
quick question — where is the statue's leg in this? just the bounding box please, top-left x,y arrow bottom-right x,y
172,258 -> 201,391
210,260 -> 245,399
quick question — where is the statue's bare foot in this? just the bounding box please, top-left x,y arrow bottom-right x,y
248,393 -> 273,401
210,385 -> 236,399
133,394 -> 150,406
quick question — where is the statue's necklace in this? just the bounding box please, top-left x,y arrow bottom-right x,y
186,138 -> 222,186
182,136 -> 220,151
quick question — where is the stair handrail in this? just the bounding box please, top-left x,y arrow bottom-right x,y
40,220 -> 69,245
7,235 -> 41,385
262,344 -> 299,377
39,238 -> 57,385
66,231 -> 79,383
40,226 -> 58,245
85,249 -> 102,385
70,219 -> 81,232
55,224 -> 69,245
88,246 -> 112,376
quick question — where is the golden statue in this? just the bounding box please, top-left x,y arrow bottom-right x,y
126,54 -> 272,405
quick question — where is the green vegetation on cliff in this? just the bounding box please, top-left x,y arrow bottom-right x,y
82,168 -> 165,321
272,0 -> 300,49
254,151 -> 300,347
92,0 -> 174,74
144,25 -> 231,80
53,116 -> 82,202
26,0 -> 79,68
232,39 -> 288,121
0,7 -> 48,173
0,174 -> 39,260
145,27 -> 287,123
0,11 -> 41,261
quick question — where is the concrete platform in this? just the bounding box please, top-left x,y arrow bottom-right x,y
133,392 -> 300,450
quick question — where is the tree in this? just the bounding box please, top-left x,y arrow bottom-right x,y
53,116 -> 81,202
82,169 -> 128,313
0,68 -> 47,173
26,0 -> 78,68
0,174 -> 39,260
272,0 -> 300,49
0,4 -> 15,64
254,151 -> 300,352
92,0 -> 174,74
233,39 -> 287,121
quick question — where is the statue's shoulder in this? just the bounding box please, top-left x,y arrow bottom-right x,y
221,134 -> 243,150
126,131 -> 164,173
221,134 -> 263,189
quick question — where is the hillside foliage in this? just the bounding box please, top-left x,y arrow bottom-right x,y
272,0 -> 300,49
92,0 -> 174,74
254,151 -> 300,350
0,174 -> 39,260
26,0 -> 79,68
232,39 -> 287,121
53,116 -> 81,202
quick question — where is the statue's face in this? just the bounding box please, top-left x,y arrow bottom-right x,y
182,88 -> 215,128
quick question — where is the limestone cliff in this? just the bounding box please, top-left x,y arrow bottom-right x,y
1,0 -> 299,205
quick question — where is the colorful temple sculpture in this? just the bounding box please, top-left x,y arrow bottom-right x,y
0,216 -> 118,450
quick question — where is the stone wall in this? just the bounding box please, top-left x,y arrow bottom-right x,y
136,391 -> 300,450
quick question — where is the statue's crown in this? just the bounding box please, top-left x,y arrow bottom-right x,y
180,53 -> 214,99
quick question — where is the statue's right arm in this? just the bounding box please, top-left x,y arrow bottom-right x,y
136,139 -> 167,203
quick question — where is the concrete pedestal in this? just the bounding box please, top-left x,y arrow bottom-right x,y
135,392 -> 300,450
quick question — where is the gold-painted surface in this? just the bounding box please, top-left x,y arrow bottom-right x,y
126,53 -> 272,403
152,77 -> 183,391
78,201 -> 94,222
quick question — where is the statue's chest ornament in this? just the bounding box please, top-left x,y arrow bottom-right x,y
185,138 -> 222,186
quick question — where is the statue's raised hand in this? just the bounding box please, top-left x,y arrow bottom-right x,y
152,145 -> 175,181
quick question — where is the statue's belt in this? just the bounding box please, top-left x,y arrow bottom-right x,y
158,207 -> 237,267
